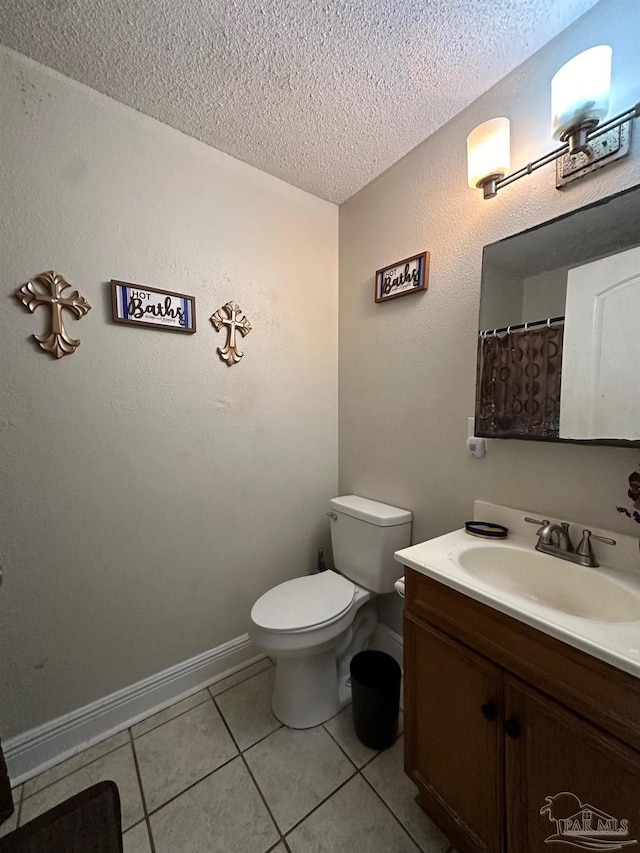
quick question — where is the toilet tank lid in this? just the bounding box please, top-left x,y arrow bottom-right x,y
329,495 -> 412,527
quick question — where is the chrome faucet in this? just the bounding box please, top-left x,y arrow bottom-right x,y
525,517 -> 616,568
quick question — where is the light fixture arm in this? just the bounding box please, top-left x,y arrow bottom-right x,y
484,102 -> 640,199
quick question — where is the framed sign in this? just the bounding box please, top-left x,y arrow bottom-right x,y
111,281 -> 196,333
374,252 -> 430,303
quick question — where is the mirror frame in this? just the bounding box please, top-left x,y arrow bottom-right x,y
475,183 -> 640,448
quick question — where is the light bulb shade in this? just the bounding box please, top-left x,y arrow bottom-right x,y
551,45 -> 612,139
467,118 -> 510,189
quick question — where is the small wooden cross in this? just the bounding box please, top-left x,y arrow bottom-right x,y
15,271 -> 91,359
210,301 -> 252,366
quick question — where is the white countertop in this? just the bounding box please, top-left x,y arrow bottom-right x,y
394,501 -> 640,680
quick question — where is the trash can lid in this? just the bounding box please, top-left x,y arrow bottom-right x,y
251,571 -> 355,632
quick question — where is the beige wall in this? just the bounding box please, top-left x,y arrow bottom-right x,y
339,0 -> 640,633
0,48 -> 338,737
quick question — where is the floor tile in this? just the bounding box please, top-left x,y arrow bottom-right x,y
363,736 -> 449,852
286,774 -> 419,853
122,820 -> 152,853
150,755 -> 278,853
131,689 -> 211,738
324,707 -> 404,768
215,668 -> 280,750
135,699 -> 237,812
245,725 -> 355,833
20,743 -> 143,831
209,658 -> 272,697
0,807 -> 18,839
0,784 -> 21,839
323,706 -> 379,768
23,730 -> 130,797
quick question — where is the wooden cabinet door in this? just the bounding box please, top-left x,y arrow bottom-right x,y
404,612 -> 504,853
505,677 -> 640,853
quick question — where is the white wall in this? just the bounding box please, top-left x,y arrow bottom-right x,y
0,48 -> 338,738
339,0 -> 640,633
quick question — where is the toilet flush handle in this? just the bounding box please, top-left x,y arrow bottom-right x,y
327,512 -> 338,521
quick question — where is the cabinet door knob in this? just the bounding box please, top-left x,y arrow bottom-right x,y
481,701 -> 498,722
504,717 -> 521,738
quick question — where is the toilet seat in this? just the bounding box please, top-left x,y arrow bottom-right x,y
251,571 -> 355,633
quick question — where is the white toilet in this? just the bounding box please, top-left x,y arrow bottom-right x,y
249,495 -> 411,728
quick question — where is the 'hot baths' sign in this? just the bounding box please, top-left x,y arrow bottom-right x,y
111,281 -> 196,333
374,251 -> 430,303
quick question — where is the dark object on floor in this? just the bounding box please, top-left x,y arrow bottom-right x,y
350,649 -> 401,750
464,521 -> 509,539
0,741 -> 13,825
0,780 -> 123,853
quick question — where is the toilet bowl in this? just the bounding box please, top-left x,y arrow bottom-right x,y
250,571 -> 377,728
249,495 -> 412,729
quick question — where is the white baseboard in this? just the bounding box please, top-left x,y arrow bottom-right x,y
369,623 -> 404,671
5,633 -> 262,785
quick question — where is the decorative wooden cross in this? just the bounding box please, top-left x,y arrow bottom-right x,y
15,271 -> 91,359
210,301 -> 252,366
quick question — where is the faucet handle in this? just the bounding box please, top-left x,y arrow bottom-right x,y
591,533 -> 616,546
525,517 -> 552,543
577,530 -> 616,554
576,529 -> 616,566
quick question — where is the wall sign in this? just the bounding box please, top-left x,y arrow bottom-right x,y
15,270 -> 91,359
111,281 -> 196,333
375,252 -> 430,303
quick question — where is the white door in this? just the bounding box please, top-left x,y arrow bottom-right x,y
560,244 -> 640,441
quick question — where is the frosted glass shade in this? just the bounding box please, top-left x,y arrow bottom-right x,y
551,46 -> 612,139
467,118 -> 510,189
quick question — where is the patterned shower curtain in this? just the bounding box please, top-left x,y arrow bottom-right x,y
475,325 -> 564,439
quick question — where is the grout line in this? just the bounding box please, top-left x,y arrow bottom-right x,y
20,738 -> 131,803
212,692 -> 358,845
282,770 -> 358,839
359,770 -> 425,852
128,729 -> 156,853
137,675 -> 288,820
132,692 -> 214,740
211,693 -> 287,848
15,783 -> 24,828
144,752 -> 240,818
17,660 -> 269,800
239,752 -> 285,843
207,659 -> 273,700
321,722 -> 360,770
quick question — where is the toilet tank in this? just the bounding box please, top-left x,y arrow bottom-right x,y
329,495 -> 412,593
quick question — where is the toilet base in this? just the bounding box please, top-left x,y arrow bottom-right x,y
270,600 -> 378,728
272,648 -> 342,728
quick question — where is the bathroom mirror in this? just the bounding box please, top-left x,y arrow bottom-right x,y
476,183 -> 640,446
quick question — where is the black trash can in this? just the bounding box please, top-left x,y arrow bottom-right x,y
350,650 -> 401,750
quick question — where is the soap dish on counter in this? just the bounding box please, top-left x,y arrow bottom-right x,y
465,521 -> 508,539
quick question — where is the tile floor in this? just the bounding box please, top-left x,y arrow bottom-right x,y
1,657 -> 458,853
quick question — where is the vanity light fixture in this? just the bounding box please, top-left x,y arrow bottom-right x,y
467,45 -> 640,199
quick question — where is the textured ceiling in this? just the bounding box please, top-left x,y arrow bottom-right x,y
1,0 -> 600,203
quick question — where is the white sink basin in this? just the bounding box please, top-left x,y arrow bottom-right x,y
458,544 -> 640,623
394,504 -> 640,679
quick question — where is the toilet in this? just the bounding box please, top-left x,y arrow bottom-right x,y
249,495 -> 412,728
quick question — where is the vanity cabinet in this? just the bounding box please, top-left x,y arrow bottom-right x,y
404,568 -> 640,853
